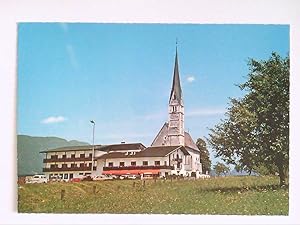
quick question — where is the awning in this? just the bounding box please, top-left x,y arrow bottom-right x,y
103,169 -> 160,175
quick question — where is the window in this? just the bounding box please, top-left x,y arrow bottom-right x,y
71,154 -> 75,158
120,162 -> 125,167
142,161 -> 148,166
62,154 -> 66,159
51,155 -> 57,159
131,161 -> 136,166
71,163 -> 76,168
155,161 -> 160,166
108,162 -> 113,167
164,161 -> 167,165
64,174 -> 68,179
89,153 -> 92,158
50,164 -> 56,169
80,163 -> 84,167
79,173 -> 84,175
80,154 -> 85,158
62,164 -> 67,168
69,174 -> 73,179
89,163 -> 92,167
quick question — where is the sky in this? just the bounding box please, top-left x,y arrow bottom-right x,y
17,23 -> 289,161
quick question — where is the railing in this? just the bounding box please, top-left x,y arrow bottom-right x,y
103,165 -> 174,171
43,156 -> 92,163
43,166 -> 96,172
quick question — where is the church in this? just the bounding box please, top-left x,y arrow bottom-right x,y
41,48 -> 203,180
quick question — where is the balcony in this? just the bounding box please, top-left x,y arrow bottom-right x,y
43,165 -> 96,172
43,156 -> 92,163
103,165 -> 174,171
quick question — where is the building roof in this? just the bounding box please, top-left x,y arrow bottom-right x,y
40,143 -> 145,153
169,48 -> 182,103
40,145 -> 95,153
98,143 -> 146,152
150,123 -> 200,152
184,132 -> 199,151
96,145 -> 190,160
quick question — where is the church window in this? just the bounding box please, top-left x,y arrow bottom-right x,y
131,161 -> 136,166
108,162 -> 113,167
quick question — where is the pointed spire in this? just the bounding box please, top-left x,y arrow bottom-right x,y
169,44 -> 182,103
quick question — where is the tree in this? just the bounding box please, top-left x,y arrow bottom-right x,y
196,138 -> 211,174
208,53 -> 289,186
213,162 -> 230,176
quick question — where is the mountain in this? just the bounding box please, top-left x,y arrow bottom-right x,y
17,135 -> 89,176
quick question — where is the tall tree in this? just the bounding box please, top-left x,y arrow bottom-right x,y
208,53 -> 289,186
196,138 -> 211,174
213,162 -> 230,176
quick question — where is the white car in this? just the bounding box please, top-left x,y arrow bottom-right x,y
127,175 -> 137,180
93,175 -> 113,181
27,175 -> 48,184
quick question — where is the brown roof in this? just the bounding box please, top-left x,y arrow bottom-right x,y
40,145 -> 95,153
97,146 -> 189,160
40,143 -> 145,153
98,143 -> 146,152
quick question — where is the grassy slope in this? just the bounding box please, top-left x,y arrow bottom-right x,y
17,135 -> 89,176
18,176 -> 288,215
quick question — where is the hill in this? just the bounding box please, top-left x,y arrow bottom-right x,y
17,135 -> 89,176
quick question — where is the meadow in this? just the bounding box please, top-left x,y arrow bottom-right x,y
18,176 -> 288,215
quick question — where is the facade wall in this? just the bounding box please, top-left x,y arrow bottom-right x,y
103,156 -> 169,168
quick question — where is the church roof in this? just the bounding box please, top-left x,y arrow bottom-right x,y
184,132 -> 199,151
150,123 -> 200,152
96,145 -> 189,159
169,48 -> 182,103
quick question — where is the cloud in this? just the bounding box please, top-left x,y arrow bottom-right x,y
186,108 -> 226,117
41,116 -> 67,124
186,76 -> 195,83
66,44 -> 78,69
59,23 -> 69,33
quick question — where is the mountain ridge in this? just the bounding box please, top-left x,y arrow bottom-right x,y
17,135 -> 89,176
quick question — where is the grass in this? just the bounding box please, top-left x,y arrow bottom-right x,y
18,176 -> 288,215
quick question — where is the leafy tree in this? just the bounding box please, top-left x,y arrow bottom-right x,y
196,138 -> 211,174
208,53 -> 289,186
213,162 -> 230,176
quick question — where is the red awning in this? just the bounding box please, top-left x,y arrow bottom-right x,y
103,169 -> 160,175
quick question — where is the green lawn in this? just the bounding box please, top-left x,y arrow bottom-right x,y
18,176 -> 288,215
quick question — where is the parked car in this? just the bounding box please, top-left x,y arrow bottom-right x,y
127,175 -> 137,180
70,178 -> 81,182
93,175 -> 113,181
81,175 -> 93,181
49,175 -> 63,182
26,174 -> 48,184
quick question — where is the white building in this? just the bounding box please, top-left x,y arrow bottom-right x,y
41,48 -> 202,180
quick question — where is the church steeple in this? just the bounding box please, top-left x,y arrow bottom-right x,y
169,47 -> 183,104
167,46 -> 185,146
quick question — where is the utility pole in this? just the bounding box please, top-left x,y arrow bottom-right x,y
90,120 -> 95,174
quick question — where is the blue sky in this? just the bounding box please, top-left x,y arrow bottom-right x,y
18,23 -> 289,160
